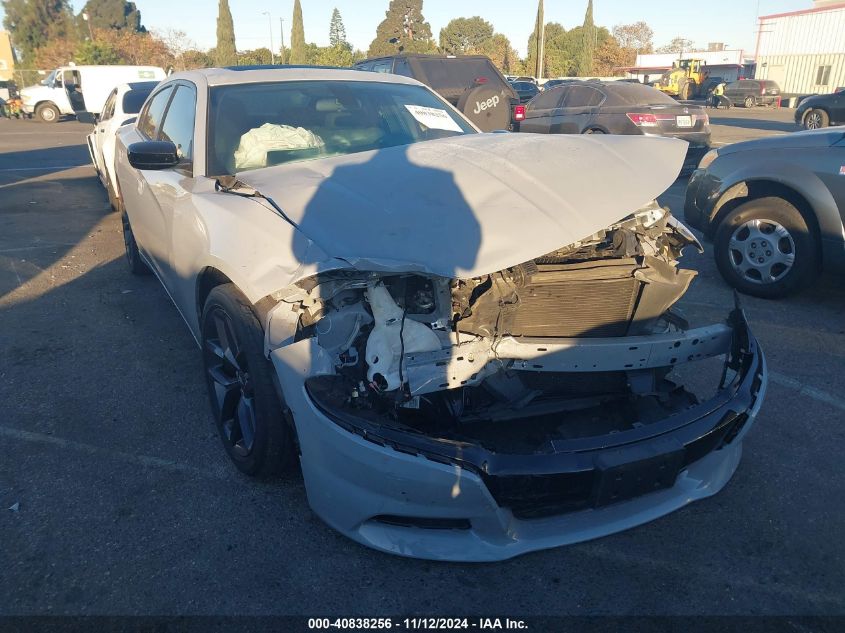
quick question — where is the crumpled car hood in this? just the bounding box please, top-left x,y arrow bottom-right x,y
237,133 -> 687,279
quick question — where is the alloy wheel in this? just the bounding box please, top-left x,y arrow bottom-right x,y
203,308 -> 257,457
805,111 -> 823,129
727,218 -> 796,285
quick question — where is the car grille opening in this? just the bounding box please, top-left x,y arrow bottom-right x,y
372,515 -> 472,530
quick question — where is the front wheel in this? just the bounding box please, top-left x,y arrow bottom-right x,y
803,109 -> 829,130
743,96 -> 756,108
201,284 -> 295,477
714,197 -> 819,299
35,103 -> 60,123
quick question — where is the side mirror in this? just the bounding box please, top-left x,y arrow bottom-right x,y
76,111 -> 97,125
127,141 -> 179,170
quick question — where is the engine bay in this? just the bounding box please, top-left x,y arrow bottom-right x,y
269,205 -> 736,453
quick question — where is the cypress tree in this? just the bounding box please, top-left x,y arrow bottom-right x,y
576,0 -> 595,76
289,0 -> 306,64
215,0 -> 237,66
368,0 -> 435,57
329,8 -> 348,49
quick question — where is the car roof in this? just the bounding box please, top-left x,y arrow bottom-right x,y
166,66 -> 424,89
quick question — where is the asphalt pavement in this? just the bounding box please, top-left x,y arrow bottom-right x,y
1,113 -> 844,617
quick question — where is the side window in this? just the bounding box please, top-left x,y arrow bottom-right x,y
529,87 -> 565,111
563,86 -> 602,107
371,60 -> 393,73
158,85 -> 196,167
393,59 -> 413,77
100,90 -> 117,121
355,62 -> 373,72
137,86 -> 173,139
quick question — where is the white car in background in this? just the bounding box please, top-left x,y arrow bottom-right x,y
79,81 -> 160,209
114,67 -> 766,561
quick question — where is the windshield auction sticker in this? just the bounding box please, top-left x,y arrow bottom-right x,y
404,105 -> 464,132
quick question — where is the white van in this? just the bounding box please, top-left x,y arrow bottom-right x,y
19,65 -> 166,122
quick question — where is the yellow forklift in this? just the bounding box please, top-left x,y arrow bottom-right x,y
652,59 -> 710,100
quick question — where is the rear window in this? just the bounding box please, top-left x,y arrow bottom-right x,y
603,83 -> 675,106
413,58 -> 508,95
207,80 -> 476,176
122,88 -> 154,115
511,82 -> 536,91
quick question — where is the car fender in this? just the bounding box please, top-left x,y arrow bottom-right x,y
712,157 -> 844,242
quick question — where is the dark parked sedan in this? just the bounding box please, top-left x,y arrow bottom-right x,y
519,81 -> 711,173
723,79 -> 781,108
795,91 -> 845,129
510,80 -> 539,103
685,128 -> 845,298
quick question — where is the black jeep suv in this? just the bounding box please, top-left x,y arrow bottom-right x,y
353,54 -> 522,132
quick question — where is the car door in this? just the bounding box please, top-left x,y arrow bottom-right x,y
519,87 -> 566,133
830,92 -> 845,125
557,85 -> 603,133
122,84 -> 175,273
139,82 -> 198,316
91,89 -> 117,180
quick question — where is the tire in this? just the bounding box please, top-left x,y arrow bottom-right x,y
583,128 -> 605,134
35,102 -> 60,123
201,284 -> 295,477
456,84 -> 513,132
121,211 -> 151,276
743,96 -> 755,108
714,197 -> 819,299
803,108 -> 829,130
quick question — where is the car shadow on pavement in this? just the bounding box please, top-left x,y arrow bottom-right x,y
708,116 -> 799,133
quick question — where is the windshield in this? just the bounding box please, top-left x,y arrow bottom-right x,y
41,70 -> 57,86
208,80 -> 476,176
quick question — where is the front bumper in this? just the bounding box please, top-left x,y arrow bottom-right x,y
270,310 -> 766,561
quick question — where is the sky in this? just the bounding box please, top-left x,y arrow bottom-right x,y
1,0 -> 808,57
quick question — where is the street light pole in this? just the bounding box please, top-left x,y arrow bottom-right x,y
279,18 -> 285,64
262,12 -> 275,65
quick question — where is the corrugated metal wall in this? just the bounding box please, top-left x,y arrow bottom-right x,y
755,6 -> 845,93
757,53 -> 845,94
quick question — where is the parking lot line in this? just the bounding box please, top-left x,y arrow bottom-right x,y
0,423 -> 228,481
769,371 -> 845,413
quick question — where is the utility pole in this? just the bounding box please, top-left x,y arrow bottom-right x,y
279,17 -> 286,64
537,22 -> 545,80
262,12 -> 275,64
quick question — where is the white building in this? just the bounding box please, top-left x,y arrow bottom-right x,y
627,49 -> 755,85
755,1 -> 845,95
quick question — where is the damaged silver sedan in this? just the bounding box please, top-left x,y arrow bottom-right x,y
114,68 -> 767,561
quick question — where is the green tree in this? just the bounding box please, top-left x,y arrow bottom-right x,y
238,47 -> 272,65
576,0 -> 595,76
368,0 -> 436,57
477,33 -> 518,73
76,0 -> 144,36
289,0 -> 306,64
2,0 -> 75,64
74,38 -> 121,63
215,0 -> 236,66
438,16 -> 493,55
329,7 -> 349,50
526,22 -> 568,78
315,44 -> 354,67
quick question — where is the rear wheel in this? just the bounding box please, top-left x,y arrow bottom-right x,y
201,284 -> 295,477
714,197 -> 819,299
584,128 -> 604,134
35,103 -> 59,123
743,96 -> 756,108
803,109 -> 829,130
